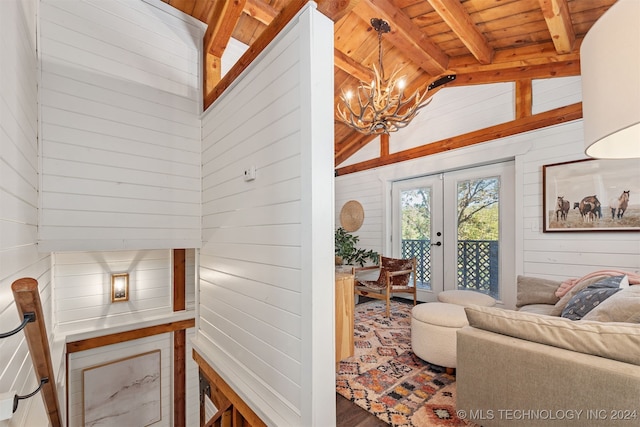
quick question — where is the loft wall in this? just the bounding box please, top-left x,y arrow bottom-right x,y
335,77 -> 640,303
58,249 -> 198,427
54,250 -> 174,331
196,5 -> 335,425
1,1 -> 204,425
66,328 -> 198,427
67,334 -> 172,426
37,0 -> 204,252
0,0 -> 53,425
38,0 -> 205,423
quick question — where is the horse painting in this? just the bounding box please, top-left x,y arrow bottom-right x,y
609,190 -> 630,219
556,196 -> 569,221
573,195 -> 601,222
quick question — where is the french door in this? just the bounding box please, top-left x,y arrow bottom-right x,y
391,162 -> 514,303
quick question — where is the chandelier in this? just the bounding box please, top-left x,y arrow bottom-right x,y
336,18 -> 455,135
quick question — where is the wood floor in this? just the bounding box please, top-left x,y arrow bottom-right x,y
336,393 -> 388,426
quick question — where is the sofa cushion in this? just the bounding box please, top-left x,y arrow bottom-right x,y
517,303 -> 557,316
516,275 -> 562,308
560,276 -> 625,320
464,305 -> 640,365
582,285 -> 640,323
438,289 -> 496,307
549,274 -> 610,316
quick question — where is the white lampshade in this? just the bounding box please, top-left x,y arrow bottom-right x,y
581,0 -> 640,158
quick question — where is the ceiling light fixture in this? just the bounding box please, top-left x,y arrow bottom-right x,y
336,18 -> 455,135
581,0 -> 639,158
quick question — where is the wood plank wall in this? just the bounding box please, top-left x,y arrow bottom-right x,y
197,5 -> 335,425
37,0 -> 204,252
335,77 -> 640,304
53,250 -> 173,330
55,249 -> 199,426
67,334 -> 173,426
0,0 -> 54,425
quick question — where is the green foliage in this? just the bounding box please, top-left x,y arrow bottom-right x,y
334,227 -> 379,266
457,178 -> 499,240
401,188 -> 431,239
400,177 -> 500,242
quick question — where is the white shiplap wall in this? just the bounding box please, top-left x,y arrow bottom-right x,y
195,5 -> 335,426
54,249 -> 199,426
519,122 -> 640,278
67,333 -> 173,427
0,0 -> 54,425
38,0 -> 203,252
53,250 -> 174,332
336,78 -> 640,306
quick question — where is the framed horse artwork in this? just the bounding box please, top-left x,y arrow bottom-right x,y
542,158 -> 640,232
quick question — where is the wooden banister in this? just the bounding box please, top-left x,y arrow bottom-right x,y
11,278 -> 62,427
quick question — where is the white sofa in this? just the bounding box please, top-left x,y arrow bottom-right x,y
456,274 -> 640,426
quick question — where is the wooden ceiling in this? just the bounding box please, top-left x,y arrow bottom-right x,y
161,0 -> 616,172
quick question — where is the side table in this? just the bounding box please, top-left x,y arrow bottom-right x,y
335,272 -> 354,369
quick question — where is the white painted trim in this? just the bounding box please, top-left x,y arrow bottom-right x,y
297,5 -> 335,426
191,337 -> 294,426
57,311 -> 195,341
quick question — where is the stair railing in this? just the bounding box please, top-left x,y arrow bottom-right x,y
2,278 -> 63,426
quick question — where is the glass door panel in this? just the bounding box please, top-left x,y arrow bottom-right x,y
456,176 -> 500,298
392,162 -> 514,304
443,162 -> 514,303
392,175 -> 443,302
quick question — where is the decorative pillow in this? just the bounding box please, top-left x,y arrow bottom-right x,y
549,274 -> 610,316
582,284 -> 640,323
560,276 -> 626,320
516,275 -> 562,308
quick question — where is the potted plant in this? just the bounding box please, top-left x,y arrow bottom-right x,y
334,227 -> 379,267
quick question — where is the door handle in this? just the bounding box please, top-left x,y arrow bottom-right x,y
431,241 -> 442,247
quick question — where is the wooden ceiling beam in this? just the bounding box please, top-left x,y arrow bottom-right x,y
448,40 -> 582,70
244,0 -> 278,25
317,0 -> 361,22
191,0 -> 215,21
515,79 -> 532,119
204,0 -> 312,109
538,0 -> 576,54
334,49 -> 373,82
243,0 -> 360,26
426,0 -> 493,64
335,102 -> 583,175
204,0 -> 247,56
449,59 -> 580,86
355,0 -> 449,75
335,131 -> 377,165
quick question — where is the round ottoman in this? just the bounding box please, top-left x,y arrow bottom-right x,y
438,289 -> 496,307
411,302 -> 468,370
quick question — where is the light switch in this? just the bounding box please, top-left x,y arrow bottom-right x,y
244,166 -> 256,181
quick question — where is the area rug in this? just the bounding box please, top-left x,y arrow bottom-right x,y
336,300 -> 475,427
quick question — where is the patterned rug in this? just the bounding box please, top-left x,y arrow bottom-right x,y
336,300 -> 475,427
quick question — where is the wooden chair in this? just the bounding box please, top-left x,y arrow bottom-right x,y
354,256 -> 417,317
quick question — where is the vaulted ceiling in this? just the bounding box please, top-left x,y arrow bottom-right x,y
161,0 -> 616,173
